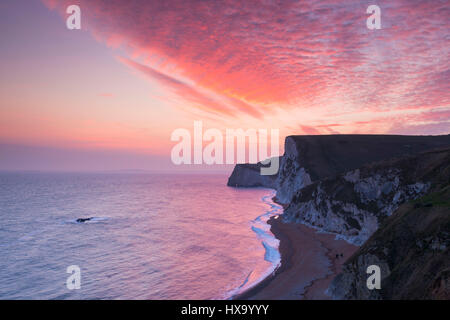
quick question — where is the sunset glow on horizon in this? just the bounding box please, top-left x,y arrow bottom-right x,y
0,0 -> 448,171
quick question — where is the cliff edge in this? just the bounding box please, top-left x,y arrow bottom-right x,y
228,134 -> 450,204
228,134 -> 450,299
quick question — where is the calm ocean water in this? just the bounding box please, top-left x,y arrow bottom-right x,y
0,173 -> 281,299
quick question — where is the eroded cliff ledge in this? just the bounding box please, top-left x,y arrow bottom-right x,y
329,168 -> 450,299
283,147 -> 449,245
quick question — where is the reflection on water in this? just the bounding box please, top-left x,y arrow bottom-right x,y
0,173 -> 280,299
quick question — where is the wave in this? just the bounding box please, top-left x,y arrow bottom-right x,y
225,189 -> 282,299
262,240 -> 281,264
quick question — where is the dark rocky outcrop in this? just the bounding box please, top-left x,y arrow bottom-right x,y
283,148 -> 450,245
329,183 -> 450,299
227,161 -> 278,189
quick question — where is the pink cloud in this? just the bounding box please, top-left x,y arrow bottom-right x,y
299,125 -> 322,135
118,57 -> 263,119
42,0 -> 449,132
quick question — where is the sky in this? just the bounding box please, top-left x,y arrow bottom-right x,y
0,0 -> 449,171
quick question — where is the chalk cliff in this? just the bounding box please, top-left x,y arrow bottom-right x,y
282,149 -> 449,245
228,134 -> 450,204
228,134 -> 450,299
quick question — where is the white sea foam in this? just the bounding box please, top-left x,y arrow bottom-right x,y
226,189 -> 282,299
262,241 -> 281,263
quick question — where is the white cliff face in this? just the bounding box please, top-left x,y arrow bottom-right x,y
282,185 -> 380,245
283,166 -> 431,245
351,169 -> 429,216
228,136 -> 448,250
275,137 -> 312,204
227,138 -> 450,300
229,137 -> 434,246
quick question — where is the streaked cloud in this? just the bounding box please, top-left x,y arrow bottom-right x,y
40,0 -> 450,133
118,57 -> 263,119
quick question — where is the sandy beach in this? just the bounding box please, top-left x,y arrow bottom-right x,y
235,216 -> 358,300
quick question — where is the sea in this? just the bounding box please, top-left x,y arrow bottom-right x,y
0,173 -> 281,299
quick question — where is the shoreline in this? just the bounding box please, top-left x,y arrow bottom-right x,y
234,215 -> 358,300
227,190 -> 282,299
